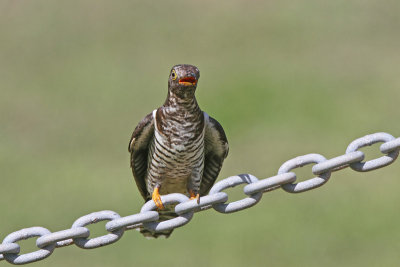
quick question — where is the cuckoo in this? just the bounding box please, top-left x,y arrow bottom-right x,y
128,64 -> 229,238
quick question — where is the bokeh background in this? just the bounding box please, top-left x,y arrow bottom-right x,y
1,0 -> 400,266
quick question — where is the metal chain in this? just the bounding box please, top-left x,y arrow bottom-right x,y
1,132 -> 399,265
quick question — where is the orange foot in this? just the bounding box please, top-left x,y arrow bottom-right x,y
189,190 -> 200,204
152,187 -> 164,210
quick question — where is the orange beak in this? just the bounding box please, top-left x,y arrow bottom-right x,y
179,77 -> 197,86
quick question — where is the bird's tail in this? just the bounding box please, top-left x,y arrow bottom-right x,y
139,207 -> 177,239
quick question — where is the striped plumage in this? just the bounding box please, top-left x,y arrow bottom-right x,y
129,64 -> 228,238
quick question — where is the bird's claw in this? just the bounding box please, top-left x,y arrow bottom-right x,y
189,190 -> 200,204
152,187 -> 164,210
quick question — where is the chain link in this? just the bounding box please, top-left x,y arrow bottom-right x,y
279,154 -> 331,193
209,174 -> 263,213
175,192 -> 228,214
346,132 -> 399,171
36,227 -> 90,249
312,151 -> 365,175
1,131 -> 399,265
2,227 -> 55,265
71,211 -> 124,249
140,194 -> 194,232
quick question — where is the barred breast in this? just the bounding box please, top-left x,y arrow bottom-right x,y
146,103 -> 205,196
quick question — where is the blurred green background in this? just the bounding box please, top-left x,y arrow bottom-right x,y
1,0 -> 400,266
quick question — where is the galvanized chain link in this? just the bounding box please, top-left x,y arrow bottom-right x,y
1,132 -> 399,265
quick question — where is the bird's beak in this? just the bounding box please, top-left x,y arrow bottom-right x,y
179,76 -> 197,86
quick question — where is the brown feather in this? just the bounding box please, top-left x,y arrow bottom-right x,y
129,112 -> 154,200
200,113 -> 229,195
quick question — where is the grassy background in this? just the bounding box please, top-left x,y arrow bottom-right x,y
1,0 -> 400,266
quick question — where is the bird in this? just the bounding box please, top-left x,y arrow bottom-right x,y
128,64 -> 229,238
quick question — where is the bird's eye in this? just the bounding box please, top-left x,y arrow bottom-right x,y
171,70 -> 177,80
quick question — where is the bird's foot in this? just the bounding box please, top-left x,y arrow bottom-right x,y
189,190 -> 200,204
152,186 -> 164,210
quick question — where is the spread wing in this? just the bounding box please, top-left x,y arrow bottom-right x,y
128,112 -> 154,200
200,112 -> 229,196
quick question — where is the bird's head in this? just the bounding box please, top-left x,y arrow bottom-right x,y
168,64 -> 200,99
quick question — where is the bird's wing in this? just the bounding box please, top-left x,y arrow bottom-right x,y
129,111 -> 155,200
200,112 -> 229,195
